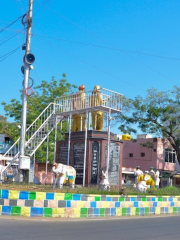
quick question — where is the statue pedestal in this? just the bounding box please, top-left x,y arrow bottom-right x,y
56,130 -> 123,187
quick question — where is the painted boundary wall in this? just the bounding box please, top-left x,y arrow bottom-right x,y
0,189 -> 180,218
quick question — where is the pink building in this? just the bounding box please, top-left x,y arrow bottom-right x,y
122,134 -> 180,187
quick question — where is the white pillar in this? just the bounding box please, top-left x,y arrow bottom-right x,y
83,110 -> 88,186
67,113 -> 72,166
106,109 -> 111,179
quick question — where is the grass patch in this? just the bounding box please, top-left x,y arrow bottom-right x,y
0,183 -> 180,196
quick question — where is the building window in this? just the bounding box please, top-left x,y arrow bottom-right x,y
165,148 -> 176,163
154,149 -> 156,152
129,153 -> 133,157
141,152 -> 145,157
4,137 -> 10,143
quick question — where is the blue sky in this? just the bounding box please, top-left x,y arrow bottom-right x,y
1,0 -> 180,134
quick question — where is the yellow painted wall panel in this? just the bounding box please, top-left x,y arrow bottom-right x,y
169,207 -> 173,214
21,207 -> 30,217
103,202 -> 110,208
52,208 -> 65,217
143,202 -> 149,208
131,208 -> 136,216
77,201 -> 85,208
54,193 -> 65,200
72,208 -> 80,218
36,192 -> 46,200
155,207 -> 160,215
116,208 -> 121,216
9,190 -> 19,199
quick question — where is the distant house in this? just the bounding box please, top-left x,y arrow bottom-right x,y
0,134 -> 12,152
0,134 -> 15,164
122,134 -> 180,187
0,134 -> 19,181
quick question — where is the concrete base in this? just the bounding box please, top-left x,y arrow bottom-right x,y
56,130 -> 123,186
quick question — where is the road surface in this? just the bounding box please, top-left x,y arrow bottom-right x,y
0,215 -> 180,240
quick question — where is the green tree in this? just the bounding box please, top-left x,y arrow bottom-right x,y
1,74 -> 77,163
117,86 -> 180,164
0,115 -> 20,139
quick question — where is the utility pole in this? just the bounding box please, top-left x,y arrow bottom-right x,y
19,0 -> 34,178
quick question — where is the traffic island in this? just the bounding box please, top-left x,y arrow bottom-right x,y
0,189 -> 180,218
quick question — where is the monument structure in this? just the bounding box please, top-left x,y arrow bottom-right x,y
55,85 -> 123,187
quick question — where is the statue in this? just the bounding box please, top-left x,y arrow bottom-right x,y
149,167 -> 156,181
155,169 -> 160,188
91,85 -> 104,131
52,163 -> 76,189
99,167 -> 110,191
136,173 -> 156,192
72,85 -> 86,131
134,166 -> 143,187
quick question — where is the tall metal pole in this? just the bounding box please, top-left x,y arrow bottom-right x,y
67,113 -> 72,166
106,109 -> 111,178
83,110 -> 88,187
45,135 -> 49,184
60,121 -> 62,140
53,116 -> 57,165
19,0 -> 33,168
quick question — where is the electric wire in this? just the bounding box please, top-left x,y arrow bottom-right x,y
36,35 -> 54,76
0,15 -> 23,34
46,7 -> 178,85
37,6 -> 180,62
0,46 -> 21,63
33,34 -> 180,61
15,0 -> 25,14
1,4 -> 178,92
0,32 -> 16,42
17,30 -> 24,60
33,0 -> 52,16
0,32 -> 19,46
33,0 -> 53,25
35,36 -> 145,91
0,26 -> 179,62
35,34 -> 178,86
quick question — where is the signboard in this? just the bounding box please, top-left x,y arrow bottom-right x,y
0,142 -> 16,154
91,141 -> 99,184
19,156 -> 30,170
105,143 -> 120,185
58,143 -> 68,165
73,142 -> 84,184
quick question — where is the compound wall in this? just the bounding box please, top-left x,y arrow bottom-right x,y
0,189 -> 180,218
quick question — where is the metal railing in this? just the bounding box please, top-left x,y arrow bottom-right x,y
55,88 -> 123,114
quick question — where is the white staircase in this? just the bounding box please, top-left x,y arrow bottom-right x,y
0,103 -> 63,179
0,87 -> 123,181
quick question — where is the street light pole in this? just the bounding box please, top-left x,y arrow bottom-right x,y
19,0 -> 33,172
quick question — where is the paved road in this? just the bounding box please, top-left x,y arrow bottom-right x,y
0,215 -> 180,240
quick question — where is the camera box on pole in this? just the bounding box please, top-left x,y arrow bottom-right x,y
19,156 -> 30,169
